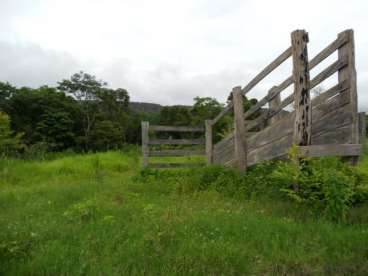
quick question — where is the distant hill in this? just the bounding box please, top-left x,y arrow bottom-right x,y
130,102 -> 191,113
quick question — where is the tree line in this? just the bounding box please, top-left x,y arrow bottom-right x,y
1,71 -> 247,156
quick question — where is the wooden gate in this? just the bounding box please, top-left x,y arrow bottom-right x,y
206,29 -> 364,171
141,122 -> 208,168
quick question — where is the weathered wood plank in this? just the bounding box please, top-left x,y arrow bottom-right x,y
268,94 -> 294,119
241,47 -> 292,96
212,103 -> 233,125
309,32 -> 349,69
248,135 -> 293,166
358,112 -> 366,144
312,80 -> 349,107
141,121 -> 149,168
149,138 -> 205,145
312,92 -> 350,124
233,86 -> 247,172
247,111 -> 294,151
298,144 -> 362,157
291,30 -> 311,146
338,30 -> 359,145
149,150 -> 205,157
268,86 -> 282,123
312,125 -> 352,145
310,57 -> 348,89
205,120 -> 213,165
149,163 -> 205,169
149,125 -> 205,132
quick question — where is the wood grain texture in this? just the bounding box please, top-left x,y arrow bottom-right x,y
338,30 -> 359,145
310,57 -> 348,89
205,120 -> 213,165
149,163 -> 205,169
149,150 -> 205,157
298,144 -> 361,157
358,112 -> 366,144
268,86 -> 282,123
141,121 -> 149,168
241,47 -> 292,96
291,30 -> 311,146
150,125 -> 205,132
149,138 -> 205,145
233,87 -> 247,172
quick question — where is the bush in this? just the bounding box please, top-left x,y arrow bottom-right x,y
151,153 -> 367,222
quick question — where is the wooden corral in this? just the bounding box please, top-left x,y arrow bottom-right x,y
209,29 -> 363,171
142,29 -> 364,170
141,122 -> 207,168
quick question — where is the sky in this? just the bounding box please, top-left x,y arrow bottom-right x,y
0,0 -> 367,109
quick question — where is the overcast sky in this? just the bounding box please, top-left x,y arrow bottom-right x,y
0,0 -> 367,109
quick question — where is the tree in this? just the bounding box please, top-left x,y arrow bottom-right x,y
0,112 -> 24,156
0,81 -> 16,110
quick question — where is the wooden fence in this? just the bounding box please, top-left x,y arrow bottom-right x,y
142,29 -> 365,170
141,122 -> 207,168
207,29 -> 364,171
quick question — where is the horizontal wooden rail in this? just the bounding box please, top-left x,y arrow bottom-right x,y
212,103 -> 233,125
212,46 -> 292,126
149,163 -> 206,169
310,57 -> 348,89
312,80 -> 349,106
149,138 -> 205,145
241,47 -> 292,96
309,32 -> 349,69
299,144 -> 362,157
150,125 -> 204,132
149,149 -> 205,157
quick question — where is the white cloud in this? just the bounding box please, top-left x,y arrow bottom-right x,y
0,0 -> 367,110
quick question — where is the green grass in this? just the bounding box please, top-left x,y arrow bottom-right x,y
1,149 -> 368,275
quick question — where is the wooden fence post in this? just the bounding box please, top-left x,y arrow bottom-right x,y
338,30 -> 359,144
268,86 -> 281,124
141,121 -> 149,168
205,120 -> 213,165
359,112 -> 366,144
233,86 -> 247,172
291,30 -> 311,146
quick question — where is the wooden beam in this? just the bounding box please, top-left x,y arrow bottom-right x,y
298,144 -> 362,157
149,138 -> 205,145
149,163 -> 205,169
212,103 -> 233,125
241,47 -> 292,96
358,112 -> 366,144
149,149 -> 205,157
291,30 -> 311,146
205,120 -> 213,165
310,57 -> 348,89
268,86 -> 281,123
309,32 -> 349,69
141,121 -> 149,168
150,125 -> 205,132
233,86 -> 247,172
338,30 -> 359,144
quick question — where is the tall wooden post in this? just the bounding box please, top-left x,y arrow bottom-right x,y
233,86 -> 247,172
205,120 -> 213,165
268,86 -> 281,124
358,112 -> 366,145
141,121 -> 149,168
338,30 -> 359,144
291,30 -> 311,146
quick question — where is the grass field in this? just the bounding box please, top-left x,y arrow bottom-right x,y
1,148 -> 368,275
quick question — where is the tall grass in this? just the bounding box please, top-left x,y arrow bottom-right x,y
1,149 -> 368,275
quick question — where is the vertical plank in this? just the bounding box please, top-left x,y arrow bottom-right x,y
233,86 -> 247,172
291,30 -> 311,146
205,120 -> 213,165
268,86 -> 281,124
338,30 -> 359,144
141,121 -> 149,168
359,112 -> 366,144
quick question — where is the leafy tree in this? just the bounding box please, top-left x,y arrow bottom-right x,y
0,82 -> 16,110
0,112 -> 24,156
